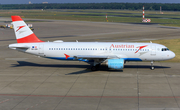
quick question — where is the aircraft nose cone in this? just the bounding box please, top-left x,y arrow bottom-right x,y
171,52 -> 176,58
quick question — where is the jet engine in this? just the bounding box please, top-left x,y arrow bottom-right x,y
107,59 -> 124,69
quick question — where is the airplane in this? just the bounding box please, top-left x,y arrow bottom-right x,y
9,16 -> 175,71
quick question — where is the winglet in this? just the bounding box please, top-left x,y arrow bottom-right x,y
11,16 -> 44,43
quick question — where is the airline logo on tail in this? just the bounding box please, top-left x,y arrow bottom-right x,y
16,25 -> 26,32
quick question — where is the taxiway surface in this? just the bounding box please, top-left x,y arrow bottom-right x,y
0,17 -> 180,110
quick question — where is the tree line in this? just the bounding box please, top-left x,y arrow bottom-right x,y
0,3 -> 180,11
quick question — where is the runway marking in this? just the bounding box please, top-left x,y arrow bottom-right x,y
80,32 -> 123,37
0,94 -> 179,98
0,98 -> 16,104
0,99 -> 10,104
26,100 -> 47,110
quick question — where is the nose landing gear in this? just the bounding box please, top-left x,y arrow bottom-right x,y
151,61 -> 154,70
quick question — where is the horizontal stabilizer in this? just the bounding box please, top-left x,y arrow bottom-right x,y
9,44 -> 30,49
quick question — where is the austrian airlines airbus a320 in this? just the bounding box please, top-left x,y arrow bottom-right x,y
9,16 -> 175,70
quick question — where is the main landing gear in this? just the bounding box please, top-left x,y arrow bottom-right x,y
151,61 -> 154,70
91,60 -> 101,71
91,64 -> 100,71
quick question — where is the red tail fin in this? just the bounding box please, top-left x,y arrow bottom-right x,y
11,16 -> 44,43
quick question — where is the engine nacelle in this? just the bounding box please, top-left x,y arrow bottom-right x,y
107,59 -> 124,69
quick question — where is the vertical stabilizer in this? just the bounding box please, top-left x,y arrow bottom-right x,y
11,16 -> 43,43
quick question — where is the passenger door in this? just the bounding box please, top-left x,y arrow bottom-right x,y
39,44 -> 44,55
151,45 -> 156,55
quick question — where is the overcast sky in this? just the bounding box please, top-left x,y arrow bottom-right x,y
1,0 -> 180,4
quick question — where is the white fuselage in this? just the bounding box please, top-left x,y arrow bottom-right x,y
9,15 -> 176,70
9,42 -> 175,62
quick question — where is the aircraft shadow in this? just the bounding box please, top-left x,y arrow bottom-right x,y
124,65 -> 170,69
12,61 -> 88,68
12,61 -> 123,75
12,61 -> 170,75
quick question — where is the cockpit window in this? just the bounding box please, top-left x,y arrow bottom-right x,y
162,48 -> 169,51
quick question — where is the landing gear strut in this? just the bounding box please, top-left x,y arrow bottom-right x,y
151,61 -> 154,70
91,66 -> 97,71
91,61 -> 101,71
90,59 -> 103,71
91,64 -> 100,71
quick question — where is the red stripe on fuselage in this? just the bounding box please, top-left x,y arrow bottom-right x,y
17,33 -> 44,43
11,16 -> 23,22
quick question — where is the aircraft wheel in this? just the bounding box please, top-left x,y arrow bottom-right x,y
91,66 -> 97,71
96,64 -> 100,68
151,66 -> 155,70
